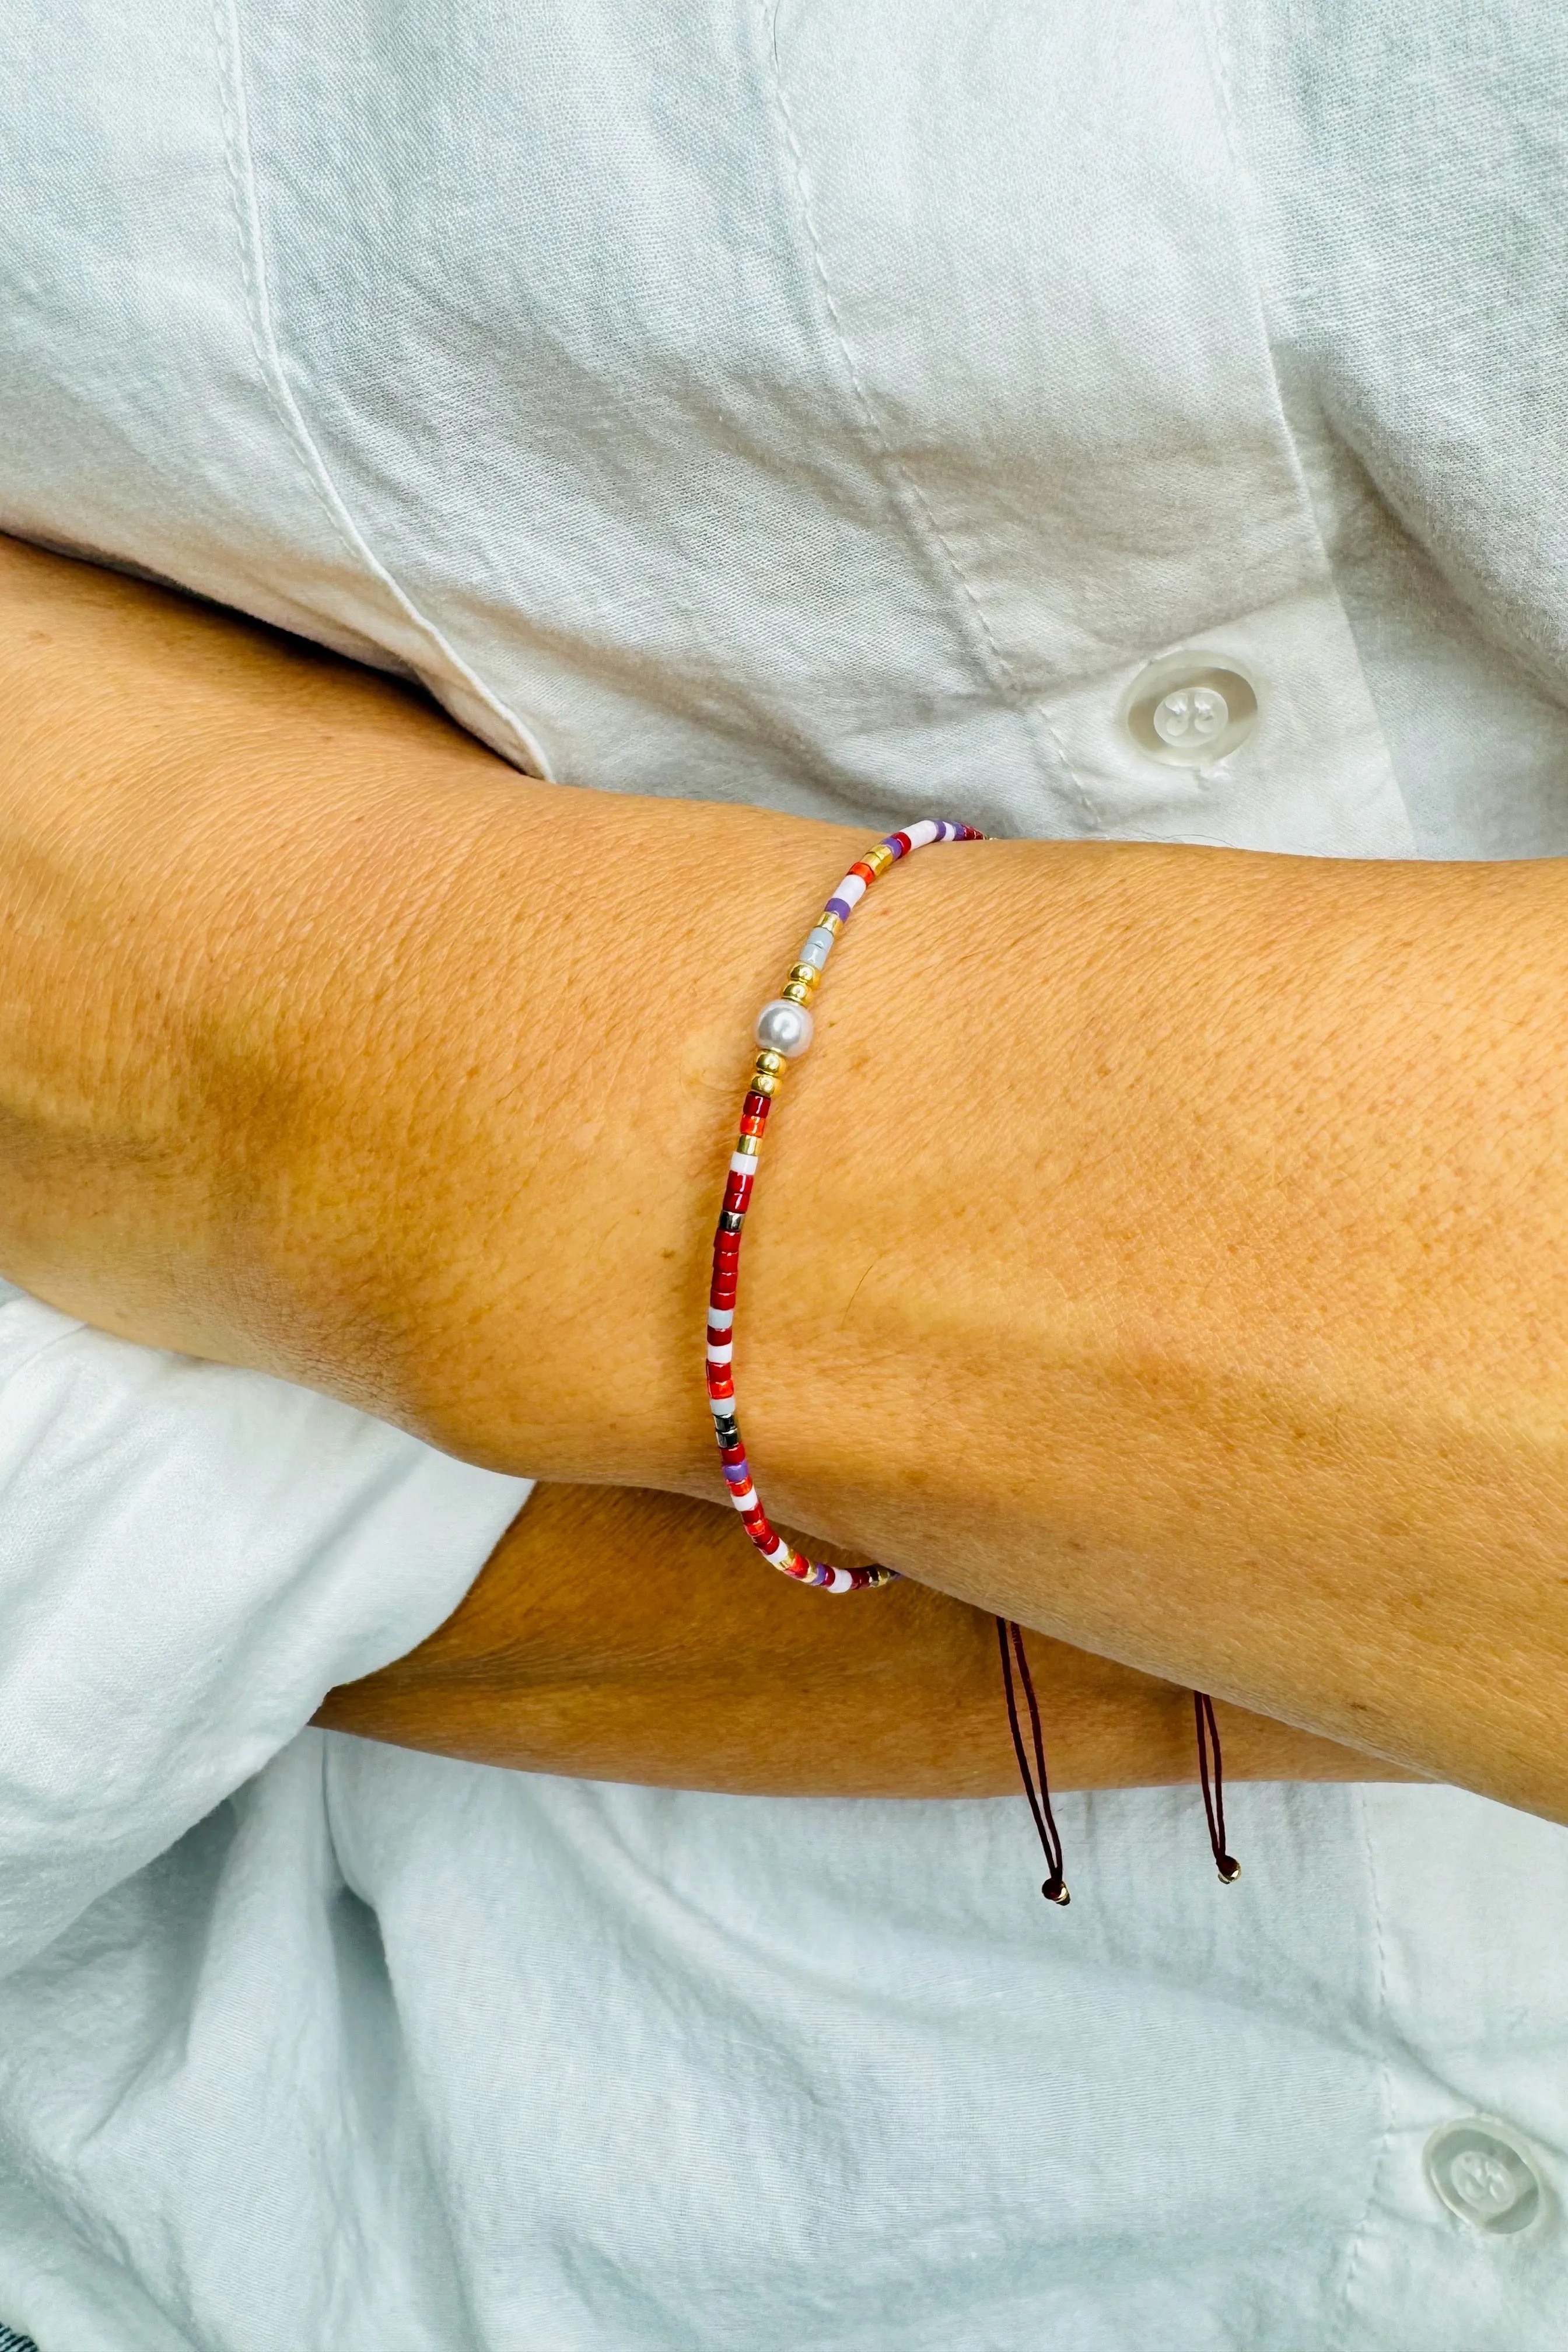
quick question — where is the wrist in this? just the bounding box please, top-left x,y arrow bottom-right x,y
243,781 -> 871,1480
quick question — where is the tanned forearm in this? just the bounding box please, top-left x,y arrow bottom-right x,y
317,1484 -> 1397,1796
4,535 -> 1567,1815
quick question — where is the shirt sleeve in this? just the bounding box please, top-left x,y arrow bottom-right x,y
0,1278 -> 531,1978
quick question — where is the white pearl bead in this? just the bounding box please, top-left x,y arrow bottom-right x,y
754,998 -> 814,1058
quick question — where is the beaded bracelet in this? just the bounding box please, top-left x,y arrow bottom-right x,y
706,820 -> 1240,1898
705,818 -> 981,1591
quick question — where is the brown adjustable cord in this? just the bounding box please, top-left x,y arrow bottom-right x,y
1000,1624 -> 1243,1902
1194,1690 -> 1242,1882
997,1618 -> 1070,1905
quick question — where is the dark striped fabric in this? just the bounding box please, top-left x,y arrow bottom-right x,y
0,2326 -> 38,2350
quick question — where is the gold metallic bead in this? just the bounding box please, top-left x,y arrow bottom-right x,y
734,1130 -> 761,1156
754,1049 -> 787,1079
787,963 -> 821,992
817,908 -> 844,933
781,980 -> 813,1006
749,1068 -> 781,1096
863,844 -> 894,875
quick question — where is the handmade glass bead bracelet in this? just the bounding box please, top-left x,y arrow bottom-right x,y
705,818 -> 979,1591
705,819 -> 1241,1898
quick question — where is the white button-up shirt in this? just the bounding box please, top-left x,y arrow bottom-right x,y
1,2 -> 1566,2344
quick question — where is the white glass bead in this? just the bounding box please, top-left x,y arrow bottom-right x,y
754,998 -> 814,1058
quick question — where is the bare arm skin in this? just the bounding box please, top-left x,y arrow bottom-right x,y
317,1484 -> 1396,1795
2,534 -> 1565,1814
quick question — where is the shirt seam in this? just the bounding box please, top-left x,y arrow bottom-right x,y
211,0 -> 552,781
1196,0 -> 1415,859
758,0 -> 1101,838
1325,1783 -> 1395,2352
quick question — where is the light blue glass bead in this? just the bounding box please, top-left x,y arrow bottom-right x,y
800,927 -> 836,970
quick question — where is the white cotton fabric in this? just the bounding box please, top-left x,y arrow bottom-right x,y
1,1 -> 1567,2344
0,1283 -> 528,1982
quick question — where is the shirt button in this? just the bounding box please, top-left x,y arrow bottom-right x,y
1423,2119 -> 1546,2235
1122,654 -> 1258,768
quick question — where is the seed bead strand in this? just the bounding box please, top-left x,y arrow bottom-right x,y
706,819 -> 984,1592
